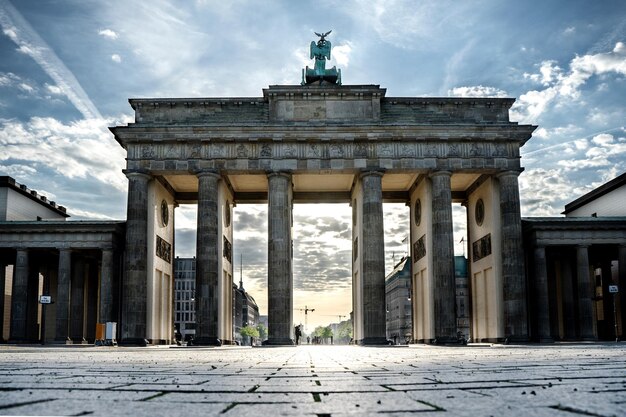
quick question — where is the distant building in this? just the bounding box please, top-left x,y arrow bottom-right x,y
562,173 -> 626,218
233,278 -> 260,345
173,257 -> 196,340
174,256 -> 260,344
0,176 -> 68,221
385,257 -> 411,344
523,172 -> 626,342
454,256 -> 470,340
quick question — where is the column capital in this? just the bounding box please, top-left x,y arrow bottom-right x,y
359,169 -> 385,180
496,169 -> 523,179
428,170 -> 452,179
267,170 -> 292,180
194,169 -> 221,179
122,169 -> 152,180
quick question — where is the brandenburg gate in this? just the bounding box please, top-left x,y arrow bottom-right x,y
110,33 -> 536,345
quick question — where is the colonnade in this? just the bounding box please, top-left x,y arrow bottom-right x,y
0,246 -> 117,343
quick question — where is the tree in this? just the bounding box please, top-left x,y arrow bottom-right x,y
256,323 -> 267,341
240,325 -> 259,346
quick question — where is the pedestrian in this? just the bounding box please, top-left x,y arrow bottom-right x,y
174,329 -> 182,346
295,325 -> 302,345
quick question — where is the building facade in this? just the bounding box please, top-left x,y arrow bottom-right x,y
385,257 -> 411,344
523,173 -> 626,342
174,257 -> 196,341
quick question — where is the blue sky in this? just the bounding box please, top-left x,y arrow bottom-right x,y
1,0 -> 625,329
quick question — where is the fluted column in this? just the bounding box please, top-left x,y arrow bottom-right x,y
194,170 -> 221,345
70,257 -> 86,343
577,245 -> 595,340
120,170 -> 151,345
0,260 -> 5,342
561,255 -> 576,339
497,170 -> 529,341
359,171 -> 387,345
99,249 -> 115,323
430,171 -> 457,343
55,249 -> 72,343
617,245 -> 626,334
10,249 -> 29,341
266,172 -> 294,345
533,246 -> 552,342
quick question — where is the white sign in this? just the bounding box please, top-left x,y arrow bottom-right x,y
39,295 -> 52,304
608,285 -> 619,293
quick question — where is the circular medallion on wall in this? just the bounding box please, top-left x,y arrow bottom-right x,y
160,200 -> 169,227
475,198 -> 485,226
414,199 -> 421,226
224,201 -> 231,227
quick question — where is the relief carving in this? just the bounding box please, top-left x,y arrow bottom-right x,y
425,144 -> 437,157
212,144 -> 225,158
284,144 -> 297,157
308,144 -> 320,157
493,143 -> 507,157
236,144 -> 249,157
330,144 -> 344,158
470,143 -> 483,157
400,143 -> 415,157
189,144 -> 201,158
447,144 -> 460,157
354,144 -> 367,158
260,144 -> 272,157
378,143 -> 392,157
142,145 -> 155,159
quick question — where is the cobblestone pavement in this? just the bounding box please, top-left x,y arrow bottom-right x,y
0,343 -> 624,416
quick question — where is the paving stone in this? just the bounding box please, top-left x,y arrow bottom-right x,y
0,344 -> 624,416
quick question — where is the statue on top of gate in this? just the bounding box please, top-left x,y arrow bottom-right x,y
302,30 -> 342,86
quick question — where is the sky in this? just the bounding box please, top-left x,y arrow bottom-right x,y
0,0 -> 625,331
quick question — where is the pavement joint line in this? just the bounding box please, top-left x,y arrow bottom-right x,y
0,398 -> 56,411
140,391 -> 167,401
549,404 -> 613,417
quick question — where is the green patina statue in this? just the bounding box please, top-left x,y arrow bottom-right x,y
302,30 -> 342,85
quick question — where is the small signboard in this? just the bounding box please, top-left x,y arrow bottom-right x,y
608,285 -> 619,293
39,295 -> 52,304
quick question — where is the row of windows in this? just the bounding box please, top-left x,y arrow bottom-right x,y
175,280 -> 196,291
176,301 -> 195,312
175,312 -> 196,322
175,291 -> 194,301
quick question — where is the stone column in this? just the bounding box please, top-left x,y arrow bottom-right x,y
533,246 -> 552,342
0,260 -> 5,342
576,245 -> 595,340
70,257 -> 86,343
266,172 -> 294,345
429,171 -> 457,343
55,249 -> 72,343
617,245 -> 626,340
121,169 -> 151,345
359,171 -> 387,345
497,170 -> 529,341
10,249 -> 29,342
561,254 -> 577,339
99,249 -> 114,324
194,170 -> 221,345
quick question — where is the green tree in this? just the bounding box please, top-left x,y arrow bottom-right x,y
256,323 -> 267,341
336,319 -> 353,344
240,325 -> 259,346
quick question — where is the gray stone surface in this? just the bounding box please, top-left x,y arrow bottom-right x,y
267,172 -> 293,345
0,344 -> 623,416
195,171 -> 221,345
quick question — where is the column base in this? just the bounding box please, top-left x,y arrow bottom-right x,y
357,337 -> 389,346
503,335 -> 530,344
262,338 -> 294,346
191,337 -> 222,346
430,336 -> 466,345
118,338 -> 149,346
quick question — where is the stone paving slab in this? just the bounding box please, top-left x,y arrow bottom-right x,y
0,344 -> 624,416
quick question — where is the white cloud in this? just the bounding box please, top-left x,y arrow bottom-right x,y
98,28 -> 118,40
111,53 -> 121,63
45,83 -> 63,95
0,116 -> 127,190
18,82 -> 34,93
563,26 -> 576,35
513,43 -> 626,123
447,85 -> 508,98
0,0 -> 102,119
332,42 -> 352,68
